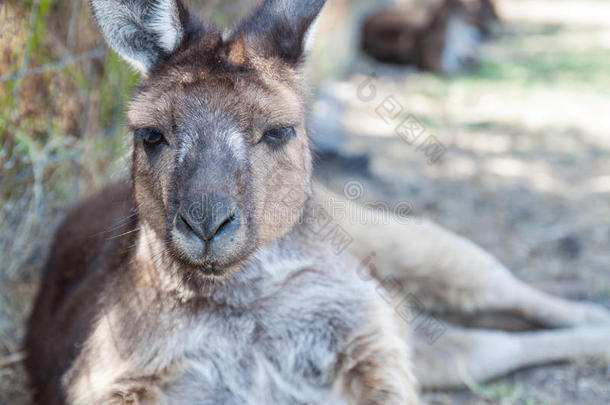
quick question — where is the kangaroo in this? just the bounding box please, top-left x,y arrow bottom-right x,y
362,0 -> 491,73
24,0 -> 610,404
25,1 -> 416,404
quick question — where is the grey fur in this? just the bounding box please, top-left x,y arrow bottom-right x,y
90,0 -> 186,73
63,225 -> 397,404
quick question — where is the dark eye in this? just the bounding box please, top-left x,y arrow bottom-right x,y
135,128 -> 165,146
262,127 -> 296,146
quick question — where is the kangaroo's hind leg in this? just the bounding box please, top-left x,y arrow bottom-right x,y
314,183 -> 610,328
413,324 -> 610,389
371,217 -> 610,328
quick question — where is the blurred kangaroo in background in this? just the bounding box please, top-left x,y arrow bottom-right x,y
24,0 -> 610,404
362,0 -> 499,73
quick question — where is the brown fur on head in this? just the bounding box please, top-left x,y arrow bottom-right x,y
90,0 -> 326,280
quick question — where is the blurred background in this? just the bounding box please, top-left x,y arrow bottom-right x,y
1,0 -> 609,403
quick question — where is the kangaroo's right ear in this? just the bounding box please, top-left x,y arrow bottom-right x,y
90,0 -> 202,74
235,0 -> 326,66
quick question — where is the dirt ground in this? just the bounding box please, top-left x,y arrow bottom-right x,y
2,0 -> 610,404
314,2 -> 610,403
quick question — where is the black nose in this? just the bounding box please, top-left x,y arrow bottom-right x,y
176,196 -> 239,242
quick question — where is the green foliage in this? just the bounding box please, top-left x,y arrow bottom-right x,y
28,0 -> 52,61
473,381 -> 551,405
99,51 -> 139,131
444,24 -> 610,92
0,1 -> 135,295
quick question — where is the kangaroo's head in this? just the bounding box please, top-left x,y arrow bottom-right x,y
91,0 -> 325,279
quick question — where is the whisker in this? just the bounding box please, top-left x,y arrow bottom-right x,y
90,212 -> 139,238
104,227 -> 141,241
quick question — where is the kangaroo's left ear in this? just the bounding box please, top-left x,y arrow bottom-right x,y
90,0 -> 203,74
234,0 -> 326,66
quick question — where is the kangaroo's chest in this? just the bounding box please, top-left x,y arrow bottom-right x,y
158,308 -> 350,405
66,274 -> 363,405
